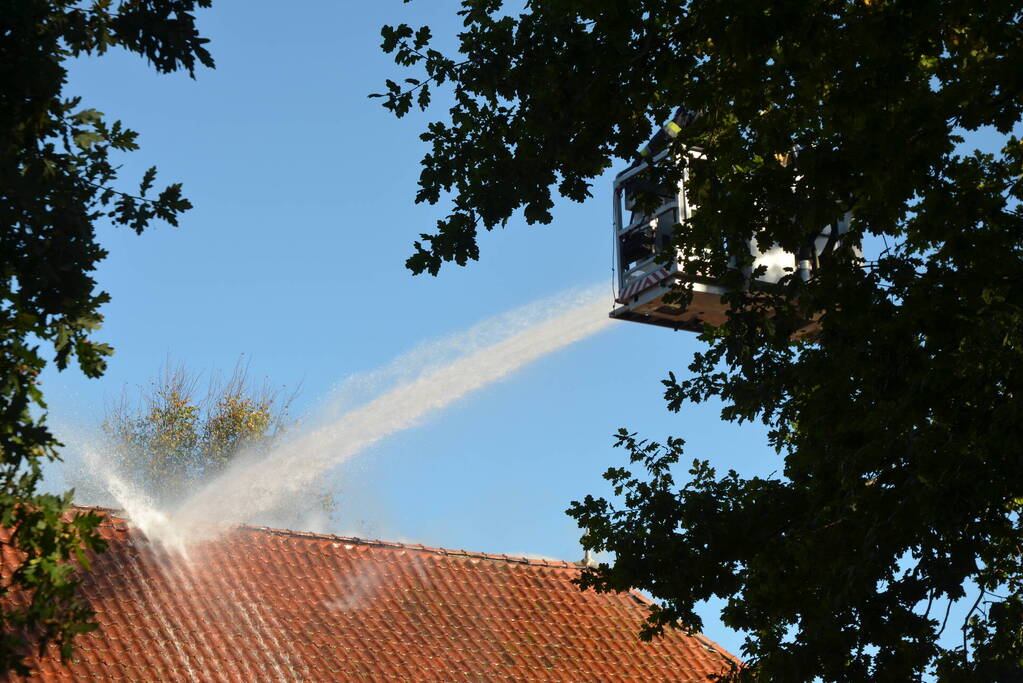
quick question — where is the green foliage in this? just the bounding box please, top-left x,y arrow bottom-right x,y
103,362 -> 293,504
377,1 -> 1023,680
0,0 -> 212,673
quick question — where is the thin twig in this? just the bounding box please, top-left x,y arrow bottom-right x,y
962,587 -> 986,655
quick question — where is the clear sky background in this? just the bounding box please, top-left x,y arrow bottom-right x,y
38,1 -> 827,657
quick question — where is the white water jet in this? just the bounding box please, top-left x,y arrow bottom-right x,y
103,285 -> 614,550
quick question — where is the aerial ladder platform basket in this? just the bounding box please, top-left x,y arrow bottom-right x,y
610,117 -> 851,334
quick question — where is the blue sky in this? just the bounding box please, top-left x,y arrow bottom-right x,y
36,1 -> 827,657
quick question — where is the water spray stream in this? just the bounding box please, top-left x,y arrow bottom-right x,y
98,285 -> 614,550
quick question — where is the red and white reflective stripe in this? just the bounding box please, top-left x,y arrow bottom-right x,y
616,267 -> 671,303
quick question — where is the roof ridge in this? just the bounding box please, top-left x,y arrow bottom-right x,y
71,504 -> 583,570
243,525 -> 582,569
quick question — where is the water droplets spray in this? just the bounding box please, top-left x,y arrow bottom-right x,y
89,285 -> 613,551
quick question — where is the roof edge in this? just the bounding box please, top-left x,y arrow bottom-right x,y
625,589 -> 743,666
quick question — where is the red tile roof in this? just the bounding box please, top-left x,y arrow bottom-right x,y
3,507 -> 737,681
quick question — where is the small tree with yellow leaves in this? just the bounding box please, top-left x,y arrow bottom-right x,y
103,362 -> 294,505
